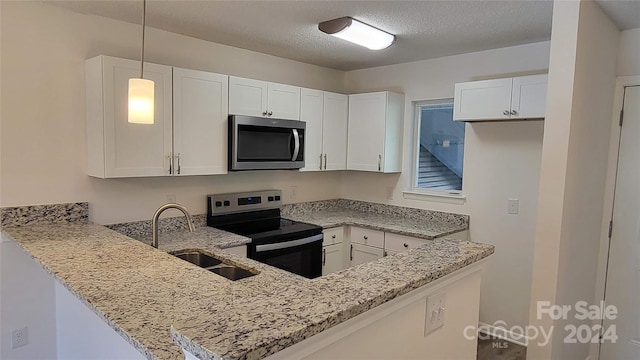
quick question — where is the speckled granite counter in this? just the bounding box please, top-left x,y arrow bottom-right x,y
1,201 -> 489,360
282,199 -> 469,239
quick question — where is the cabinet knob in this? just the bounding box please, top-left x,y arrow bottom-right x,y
403,243 -> 409,248
267,111 -> 273,116
363,235 -> 368,240
510,110 -> 518,116
262,111 -> 268,116
503,110 -> 510,116
332,235 -> 336,239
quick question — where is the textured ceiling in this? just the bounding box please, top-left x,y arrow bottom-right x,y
46,0 -> 637,71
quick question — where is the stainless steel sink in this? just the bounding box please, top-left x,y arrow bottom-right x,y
210,265 -> 256,281
171,250 -> 257,281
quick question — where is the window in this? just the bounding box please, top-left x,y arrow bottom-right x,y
412,99 -> 465,193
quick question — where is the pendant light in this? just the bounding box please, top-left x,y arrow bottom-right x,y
128,0 -> 154,124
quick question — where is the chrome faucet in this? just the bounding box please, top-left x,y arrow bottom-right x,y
151,203 -> 195,248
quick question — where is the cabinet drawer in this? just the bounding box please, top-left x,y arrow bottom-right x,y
384,233 -> 428,253
350,227 -> 384,248
323,227 -> 344,246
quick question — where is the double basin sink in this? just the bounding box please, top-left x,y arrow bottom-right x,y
172,250 -> 257,281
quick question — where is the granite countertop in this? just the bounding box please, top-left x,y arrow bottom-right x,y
285,208 -> 466,239
1,200 -> 488,360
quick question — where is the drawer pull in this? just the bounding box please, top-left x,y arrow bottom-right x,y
363,235 -> 368,240
332,235 -> 336,239
403,243 -> 409,248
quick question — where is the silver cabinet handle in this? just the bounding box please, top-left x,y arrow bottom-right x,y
167,153 -> 173,175
322,248 -> 326,266
384,251 -> 388,257
267,111 -> 273,117
378,154 -> 382,171
324,154 -> 327,170
403,243 -> 409,248
291,129 -> 300,161
510,110 -> 518,116
350,244 -> 353,261
363,235 -> 368,240
262,111 -> 268,116
503,110 -> 510,116
175,153 -> 181,175
319,154 -> 323,170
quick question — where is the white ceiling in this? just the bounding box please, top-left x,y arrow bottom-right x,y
47,0 -> 639,71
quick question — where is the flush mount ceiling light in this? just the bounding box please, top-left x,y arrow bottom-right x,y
318,16 -> 395,50
128,0 -> 154,124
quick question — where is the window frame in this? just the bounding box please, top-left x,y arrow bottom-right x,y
404,99 -> 466,203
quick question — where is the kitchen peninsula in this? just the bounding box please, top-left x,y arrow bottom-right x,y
1,201 -> 493,360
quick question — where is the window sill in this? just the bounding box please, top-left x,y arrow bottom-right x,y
402,190 -> 467,205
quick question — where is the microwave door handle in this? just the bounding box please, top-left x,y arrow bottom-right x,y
291,129 -> 300,161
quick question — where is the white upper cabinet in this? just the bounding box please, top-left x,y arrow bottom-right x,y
453,74 -> 547,121
86,55 -> 172,178
347,91 -> 404,173
229,76 -> 300,120
300,89 -> 348,172
86,55 -> 229,178
173,68 -> 229,176
322,92 -> 348,171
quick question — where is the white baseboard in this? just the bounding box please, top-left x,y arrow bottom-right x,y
478,322 -> 529,347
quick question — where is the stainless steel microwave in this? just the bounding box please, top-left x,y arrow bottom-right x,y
228,115 -> 305,171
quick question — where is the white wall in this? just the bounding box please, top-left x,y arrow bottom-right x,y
617,28 -> 640,76
344,42 -> 549,332
0,237 -> 57,359
527,1 -> 619,359
0,1 -> 345,224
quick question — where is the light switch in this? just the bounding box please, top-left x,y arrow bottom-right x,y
508,198 -> 519,215
425,292 -> 446,335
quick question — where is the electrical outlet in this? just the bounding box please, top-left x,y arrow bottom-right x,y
166,194 -> 176,203
425,292 -> 446,335
508,198 -> 519,215
11,327 -> 28,349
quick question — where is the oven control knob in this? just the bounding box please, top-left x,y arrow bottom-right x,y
215,201 -> 222,207
223,200 -> 230,206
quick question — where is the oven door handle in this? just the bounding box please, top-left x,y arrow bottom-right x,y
255,234 -> 322,252
291,129 -> 300,161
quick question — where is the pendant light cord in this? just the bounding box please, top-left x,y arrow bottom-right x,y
140,0 -> 147,79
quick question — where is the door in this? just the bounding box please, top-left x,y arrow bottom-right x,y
322,92 -> 348,170
600,85 -> 640,359
300,88 -> 323,171
103,56 -> 173,177
229,76 -> 267,117
453,78 -> 512,121
350,244 -> 383,267
173,68 -> 228,176
267,82 -> 301,120
511,74 -> 548,119
322,243 -> 344,275
348,92 -> 387,172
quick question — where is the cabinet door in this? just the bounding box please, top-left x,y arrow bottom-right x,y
99,56 -> 173,177
173,68 -> 229,176
323,92 -> 348,170
350,243 -> 384,267
267,82 -> 301,120
300,88 -> 324,172
348,92 -> 387,172
228,76 -> 267,117
453,78 -> 512,121
511,74 -> 547,119
322,243 -> 344,275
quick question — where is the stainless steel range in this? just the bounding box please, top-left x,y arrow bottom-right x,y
207,190 -> 323,279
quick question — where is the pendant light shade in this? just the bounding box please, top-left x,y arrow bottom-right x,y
318,17 -> 395,50
128,78 -> 155,124
128,0 -> 155,124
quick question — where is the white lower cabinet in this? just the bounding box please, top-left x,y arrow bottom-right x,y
350,243 -> 384,266
322,227 -> 346,275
